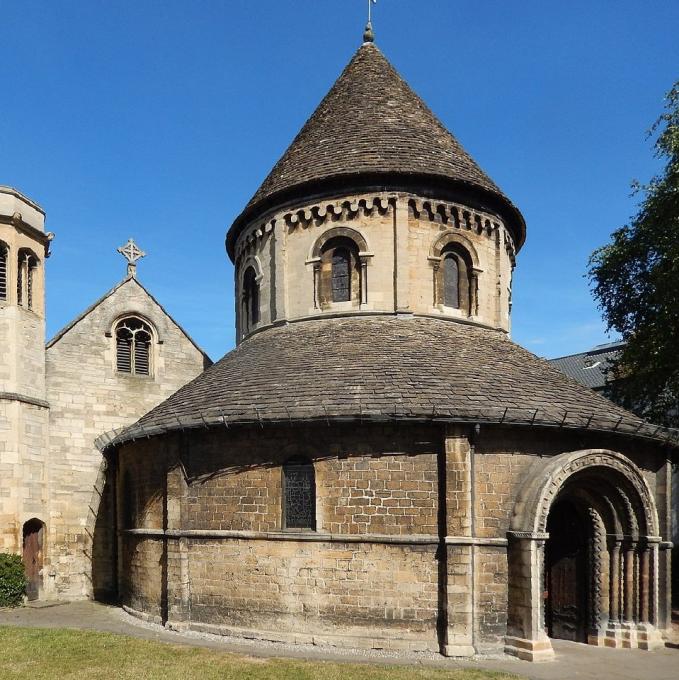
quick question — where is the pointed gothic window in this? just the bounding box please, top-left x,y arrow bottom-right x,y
17,249 -> 39,310
115,317 -> 153,376
0,242 -> 7,301
283,457 -> 316,530
242,266 -> 260,333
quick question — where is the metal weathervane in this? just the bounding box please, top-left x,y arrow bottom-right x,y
364,0 -> 378,42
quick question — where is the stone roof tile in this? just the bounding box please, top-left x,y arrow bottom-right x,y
108,317 -> 677,450
227,43 -> 525,257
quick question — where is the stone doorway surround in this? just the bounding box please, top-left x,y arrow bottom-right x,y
505,449 -> 668,661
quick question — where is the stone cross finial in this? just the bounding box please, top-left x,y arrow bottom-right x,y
117,238 -> 146,278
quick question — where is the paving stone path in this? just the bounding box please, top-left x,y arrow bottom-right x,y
0,601 -> 677,680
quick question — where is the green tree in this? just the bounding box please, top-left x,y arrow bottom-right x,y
588,80 -> 679,426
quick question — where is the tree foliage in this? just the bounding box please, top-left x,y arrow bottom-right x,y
588,80 -> 679,426
0,553 -> 26,607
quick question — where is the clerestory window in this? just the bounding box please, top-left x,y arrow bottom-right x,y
282,457 -> 316,530
242,266 -> 260,333
115,317 -> 153,376
438,243 -> 473,315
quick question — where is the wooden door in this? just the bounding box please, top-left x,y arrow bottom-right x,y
545,501 -> 588,642
22,520 -> 44,601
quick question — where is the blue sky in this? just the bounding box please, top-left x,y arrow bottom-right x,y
2,1 -> 678,361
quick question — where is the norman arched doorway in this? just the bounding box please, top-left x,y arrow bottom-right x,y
545,499 -> 589,642
506,450 -> 665,662
22,518 -> 45,601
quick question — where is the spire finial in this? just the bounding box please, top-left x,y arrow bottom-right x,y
117,238 -> 146,278
363,0 -> 376,43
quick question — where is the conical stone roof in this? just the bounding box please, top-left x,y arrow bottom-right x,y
106,317 -> 677,450
227,42 -> 525,258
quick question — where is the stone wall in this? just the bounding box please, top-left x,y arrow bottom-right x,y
46,276 -> 208,599
233,192 -> 515,341
116,423 -> 672,656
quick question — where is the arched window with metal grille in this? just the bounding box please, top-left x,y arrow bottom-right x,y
115,317 -> 153,376
0,242 -> 7,301
282,457 -> 316,530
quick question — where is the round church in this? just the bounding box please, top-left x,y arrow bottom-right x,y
106,33 -> 675,660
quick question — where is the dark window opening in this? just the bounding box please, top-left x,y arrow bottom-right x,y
283,458 -> 316,530
242,266 -> 260,332
443,255 -> 460,308
115,318 -> 153,376
331,247 -> 351,302
0,243 -> 7,301
17,250 -> 38,310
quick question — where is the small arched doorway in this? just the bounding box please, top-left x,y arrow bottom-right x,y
545,499 -> 589,642
22,519 -> 45,601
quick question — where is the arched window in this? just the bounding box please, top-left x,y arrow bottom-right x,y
0,242 -> 7,301
242,266 -> 260,333
17,249 -> 39,310
115,317 -> 153,376
282,457 -> 316,530
331,247 -> 351,302
438,243 -> 473,314
319,236 -> 361,306
443,253 -> 460,308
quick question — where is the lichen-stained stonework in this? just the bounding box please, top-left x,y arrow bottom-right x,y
0,185 -> 210,602
45,276 -> 210,599
107,36 -> 676,660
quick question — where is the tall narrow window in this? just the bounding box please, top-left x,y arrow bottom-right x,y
443,255 -> 460,309
0,243 -> 7,301
17,249 -> 38,310
331,248 -> 351,302
115,318 -> 153,376
283,458 -> 316,530
318,235 -> 361,306
242,266 -> 260,332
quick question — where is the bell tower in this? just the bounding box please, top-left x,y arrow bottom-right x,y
0,186 -> 52,594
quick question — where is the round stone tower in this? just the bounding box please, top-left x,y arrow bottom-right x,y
111,36 -> 675,661
228,40 -> 524,342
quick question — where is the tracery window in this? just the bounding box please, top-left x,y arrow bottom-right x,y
282,457 -> 316,530
115,317 -> 153,376
17,249 -> 39,310
0,242 -> 7,301
242,266 -> 260,333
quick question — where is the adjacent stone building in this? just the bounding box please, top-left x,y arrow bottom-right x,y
105,34 -> 676,661
0,186 -> 210,601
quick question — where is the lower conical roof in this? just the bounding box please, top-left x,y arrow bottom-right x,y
106,317 -> 676,450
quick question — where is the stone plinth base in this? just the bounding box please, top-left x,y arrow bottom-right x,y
504,635 -> 555,662
442,644 -> 476,657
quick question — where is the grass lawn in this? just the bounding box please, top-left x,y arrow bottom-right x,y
0,627 -> 522,680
